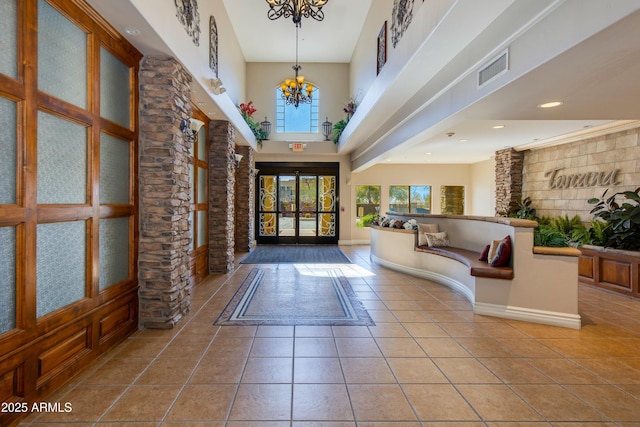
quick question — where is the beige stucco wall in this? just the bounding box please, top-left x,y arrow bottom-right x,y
522,127 -> 640,221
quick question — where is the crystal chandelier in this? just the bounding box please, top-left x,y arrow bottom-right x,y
280,26 -> 313,108
265,0 -> 328,27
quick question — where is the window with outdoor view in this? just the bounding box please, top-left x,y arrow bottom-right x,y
389,185 -> 431,213
356,185 -> 380,228
275,86 -> 319,133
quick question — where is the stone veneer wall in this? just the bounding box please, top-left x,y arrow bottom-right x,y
235,145 -> 254,253
138,56 -> 193,329
523,127 -> 640,221
495,148 -> 524,216
209,120 -> 236,272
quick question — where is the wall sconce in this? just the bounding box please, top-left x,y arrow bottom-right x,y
180,117 -> 204,142
321,117 -> 332,141
233,153 -> 244,169
260,117 -> 272,140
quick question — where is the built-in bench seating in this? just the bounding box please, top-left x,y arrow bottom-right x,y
370,213 -> 582,329
415,245 -> 514,280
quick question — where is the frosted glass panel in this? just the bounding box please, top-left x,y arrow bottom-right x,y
37,111 -> 87,204
0,0 -> 17,78
189,164 -> 195,203
100,47 -> 130,127
38,0 -> 87,109
36,221 -> 86,317
100,133 -> 130,204
0,227 -> 16,334
197,167 -> 206,203
99,217 -> 129,290
0,97 -> 16,204
197,127 -> 206,161
197,210 -> 207,248
189,211 -> 195,251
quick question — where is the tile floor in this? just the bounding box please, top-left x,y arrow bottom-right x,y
18,245 -> 640,426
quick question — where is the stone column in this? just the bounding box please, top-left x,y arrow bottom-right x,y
138,56 -> 193,329
209,120 -> 236,273
235,145 -> 255,253
495,148 -> 524,216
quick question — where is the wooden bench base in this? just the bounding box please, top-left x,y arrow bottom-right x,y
415,245 -> 513,280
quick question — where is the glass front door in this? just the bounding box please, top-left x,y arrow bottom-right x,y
256,164 -> 339,245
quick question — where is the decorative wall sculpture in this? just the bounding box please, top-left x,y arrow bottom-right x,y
175,0 -> 200,46
377,21 -> 387,75
209,15 -> 218,77
391,0 -> 414,48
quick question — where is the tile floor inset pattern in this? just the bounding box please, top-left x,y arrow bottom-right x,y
18,246 -> 640,425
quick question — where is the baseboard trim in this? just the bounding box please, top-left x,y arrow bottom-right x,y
474,302 -> 582,330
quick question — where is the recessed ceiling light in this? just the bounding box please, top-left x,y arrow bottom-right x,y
538,101 -> 564,108
493,125 -> 505,129
459,139 -> 469,142
207,111 -> 215,115
425,152 -> 432,155
124,27 -> 141,36
198,101 -> 207,106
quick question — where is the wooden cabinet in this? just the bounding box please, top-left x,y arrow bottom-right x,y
579,245 -> 640,298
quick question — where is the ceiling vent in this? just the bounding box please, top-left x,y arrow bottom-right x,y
478,49 -> 509,87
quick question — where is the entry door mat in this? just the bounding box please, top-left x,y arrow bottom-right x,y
214,268 -> 375,326
239,245 -> 352,264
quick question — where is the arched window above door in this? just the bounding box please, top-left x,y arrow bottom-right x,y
275,85 -> 319,133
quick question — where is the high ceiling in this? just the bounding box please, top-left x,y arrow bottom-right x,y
86,0 -> 640,169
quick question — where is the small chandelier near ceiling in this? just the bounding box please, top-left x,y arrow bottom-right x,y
265,0 -> 328,27
280,26 -> 313,108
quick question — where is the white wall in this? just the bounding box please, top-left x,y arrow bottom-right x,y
470,157 -> 496,216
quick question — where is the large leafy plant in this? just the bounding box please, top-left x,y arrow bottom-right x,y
588,187 -> 640,250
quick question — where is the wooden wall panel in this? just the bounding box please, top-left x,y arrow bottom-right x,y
0,1 -> 142,425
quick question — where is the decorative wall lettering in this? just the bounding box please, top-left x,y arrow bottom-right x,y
545,168 -> 621,189
391,0 -> 414,48
175,0 -> 200,46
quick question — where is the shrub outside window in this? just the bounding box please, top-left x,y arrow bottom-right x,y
390,185 -> 431,213
356,185 -> 380,228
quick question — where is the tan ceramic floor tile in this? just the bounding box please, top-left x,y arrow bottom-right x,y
250,337 -> 294,357
165,384 -> 236,421
294,337 -> 338,357
495,338 -> 562,358
292,384 -> 354,421
229,384 -> 292,420
511,384 -> 608,422
190,356 -> 247,384
340,357 -> 396,383
391,309 -> 433,322
294,357 -> 345,383
368,309 -> 400,322
402,384 -> 479,421
368,322 -> 411,337
374,337 -> 427,357
348,384 -> 417,421
81,357 -> 152,385
335,337 -> 383,357
205,337 -> 254,358
456,384 -> 544,421
433,358 -> 501,384
136,357 -> 198,384
403,322 -> 449,338
574,358 -> 640,384
102,385 -> 182,422
29,385 -> 126,423
331,326 -> 372,338
525,358 -> 607,384
241,357 -> 293,383
479,358 -> 553,384
386,357 -> 448,383
416,338 -> 471,357
256,325 -> 295,337
565,384 -> 640,422
294,325 -> 333,337
455,337 -> 514,357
